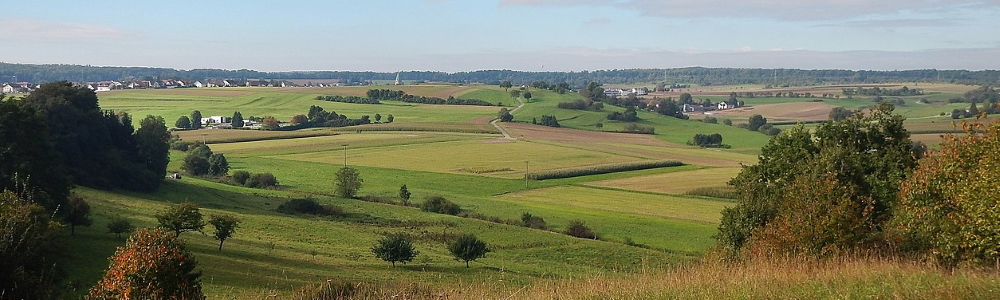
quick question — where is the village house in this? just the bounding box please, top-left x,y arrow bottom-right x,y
1,83 -> 33,93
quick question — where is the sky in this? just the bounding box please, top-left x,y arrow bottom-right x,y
2,0 -> 999,72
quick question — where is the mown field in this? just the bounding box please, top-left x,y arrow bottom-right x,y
70,82 -> 993,298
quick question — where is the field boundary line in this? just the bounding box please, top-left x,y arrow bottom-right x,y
567,184 -> 737,204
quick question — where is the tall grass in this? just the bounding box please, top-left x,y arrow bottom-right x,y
283,255 -> 1000,299
684,186 -> 738,199
527,160 -> 683,180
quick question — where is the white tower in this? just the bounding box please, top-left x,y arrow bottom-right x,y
394,72 -> 402,85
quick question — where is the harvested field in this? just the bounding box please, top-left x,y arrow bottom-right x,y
502,123 -> 757,167
586,167 -> 742,194
709,102 -> 838,121
174,127 -> 338,143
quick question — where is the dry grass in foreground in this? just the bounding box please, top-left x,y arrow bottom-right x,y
283,256 -> 999,300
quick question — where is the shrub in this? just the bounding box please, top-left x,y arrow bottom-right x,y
86,228 -> 205,300
703,116 -> 718,124
895,121 -> 1000,266
277,198 -> 343,216
246,172 -> 278,188
565,220 -> 596,239
723,119 -> 733,126
0,191 -> 63,299
621,123 -> 655,134
521,212 -> 548,229
526,160 -> 683,180
230,170 -> 250,186
106,217 -> 135,239
421,196 -> 461,215
170,140 -> 192,151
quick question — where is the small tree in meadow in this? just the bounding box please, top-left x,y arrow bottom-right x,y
209,214 -> 240,251
86,228 -> 205,300
448,234 -> 490,268
386,114 -> 394,123
107,217 -> 135,239
65,192 -> 93,235
334,167 -> 363,198
399,184 -> 412,205
372,234 -> 419,267
156,202 -> 206,237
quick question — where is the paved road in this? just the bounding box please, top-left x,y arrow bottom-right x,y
491,96 -> 526,139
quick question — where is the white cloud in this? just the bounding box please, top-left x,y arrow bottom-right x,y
499,0 -> 998,21
1,19 -> 135,41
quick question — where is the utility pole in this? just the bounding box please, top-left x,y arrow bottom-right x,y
342,144 -> 348,167
524,161 -> 528,189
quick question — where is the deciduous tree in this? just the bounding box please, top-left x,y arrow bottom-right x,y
209,214 -> 240,251
448,234 -> 490,268
190,110 -> 202,129
175,115 -> 192,129
894,121 -> 1000,266
334,167 -> 363,198
156,202 -> 206,237
372,234 -> 418,267
86,228 -> 205,300
65,192 -> 93,235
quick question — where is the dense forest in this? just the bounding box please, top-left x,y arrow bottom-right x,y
2,63 -> 999,86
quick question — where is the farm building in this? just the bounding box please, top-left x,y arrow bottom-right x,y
201,116 -> 229,125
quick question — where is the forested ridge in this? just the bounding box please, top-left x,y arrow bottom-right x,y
2,62 -> 998,86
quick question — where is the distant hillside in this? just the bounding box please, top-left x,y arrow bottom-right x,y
2,62 -> 998,86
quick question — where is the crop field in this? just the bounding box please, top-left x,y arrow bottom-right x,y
586,167 -> 742,194
271,138 -> 654,179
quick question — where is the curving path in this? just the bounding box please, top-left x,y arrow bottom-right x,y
491,96 -> 526,139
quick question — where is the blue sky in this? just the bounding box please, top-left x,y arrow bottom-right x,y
2,0 -> 999,71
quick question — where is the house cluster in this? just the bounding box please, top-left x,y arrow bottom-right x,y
2,82 -> 39,94
681,99 -> 742,113
2,78 -> 345,94
603,87 -> 649,97
79,79 -> 300,91
200,116 -> 257,128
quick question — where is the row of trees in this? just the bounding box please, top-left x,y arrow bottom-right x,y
371,233 -> 490,268
366,89 -> 495,106
841,86 -> 922,96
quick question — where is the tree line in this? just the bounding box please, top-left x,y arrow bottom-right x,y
0,82 -> 173,298
7,62 -> 1000,87
365,89 -> 496,106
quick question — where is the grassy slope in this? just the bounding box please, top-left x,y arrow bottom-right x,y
68,176 -> 687,298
